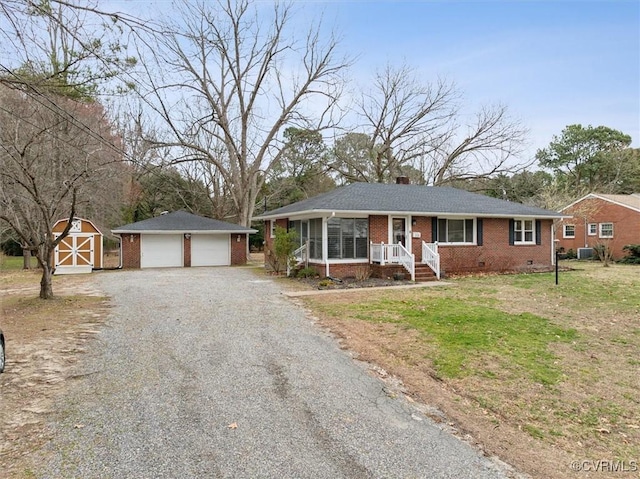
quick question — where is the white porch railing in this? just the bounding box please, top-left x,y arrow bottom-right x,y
422,241 -> 440,279
287,242 -> 308,276
370,242 -> 415,281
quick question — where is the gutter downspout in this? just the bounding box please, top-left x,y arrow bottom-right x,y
115,234 -> 123,269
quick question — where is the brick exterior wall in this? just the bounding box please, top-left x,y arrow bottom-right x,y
231,234 -> 248,265
121,233 -> 249,268
437,218 -> 553,275
556,197 -> 640,260
263,215 -> 553,278
369,215 -> 388,243
183,235 -> 191,267
121,233 -> 141,268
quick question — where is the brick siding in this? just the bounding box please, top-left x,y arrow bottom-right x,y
231,234 -> 248,265
263,215 -> 553,278
556,197 -> 640,260
121,233 -> 141,268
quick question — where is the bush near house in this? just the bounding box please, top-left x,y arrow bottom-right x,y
620,244 -> 640,264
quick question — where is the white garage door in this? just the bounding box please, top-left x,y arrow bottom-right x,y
191,234 -> 230,267
141,234 -> 183,268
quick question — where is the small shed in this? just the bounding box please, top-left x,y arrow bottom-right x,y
52,217 -> 103,274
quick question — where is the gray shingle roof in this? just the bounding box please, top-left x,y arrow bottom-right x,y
256,183 -> 563,219
112,211 -> 257,233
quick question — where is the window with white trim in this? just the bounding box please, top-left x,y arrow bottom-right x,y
599,223 -> 614,238
270,220 -> 276,238
515,219 -> 535,244
437,218 -> 475,244
563,224 -> 575,239
588,223 -> 597,236
327,218 -> 369,259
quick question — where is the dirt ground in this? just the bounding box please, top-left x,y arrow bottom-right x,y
292,263 -> 640,479
2,260 -> 638,479
0,270 -> 109,478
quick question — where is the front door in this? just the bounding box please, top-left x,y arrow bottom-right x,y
392,218 -> 407,247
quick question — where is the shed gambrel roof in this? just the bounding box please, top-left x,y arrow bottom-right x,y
112,211 -> 257,234
255,183 -> 564,220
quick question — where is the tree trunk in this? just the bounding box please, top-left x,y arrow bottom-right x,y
23,248 -> 31,269
39,264 -> 54,299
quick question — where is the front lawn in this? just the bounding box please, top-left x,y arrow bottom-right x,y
300,261 -> 640,479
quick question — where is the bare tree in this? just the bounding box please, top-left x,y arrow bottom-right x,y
333,64 -> 528,185
0,86 -> 124,298
138,0 -> 349,226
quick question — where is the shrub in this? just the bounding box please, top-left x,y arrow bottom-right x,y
266,226 -> 298,274
620,244 -> 640,264
593,242 -> 614,267
354,265 -> 371,281
296,266 -> 318,278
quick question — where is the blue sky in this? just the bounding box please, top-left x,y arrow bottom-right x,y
118,0 -> 638,163
316,0 -> 639,159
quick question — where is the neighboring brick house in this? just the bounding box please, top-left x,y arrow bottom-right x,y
112,210 -> 256,269
255,180 -> 564,280
556,193 -> 640,260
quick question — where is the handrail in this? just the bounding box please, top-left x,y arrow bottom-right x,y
287,242 -> 308,276
370,242 -> 415,281
421,241 -> 440,279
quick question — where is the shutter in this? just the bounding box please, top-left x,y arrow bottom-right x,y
508,219 -> 515,246
477,219 -> 483,246
535,220 -> 542,245
431,217 -> 438,242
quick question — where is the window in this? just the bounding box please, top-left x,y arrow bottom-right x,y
563,224 -> 575,239
308,218 -> 322,260
514,219 -> 535,244
270,220 -> 276,238
588,223 -> 597,236
437,218 -> 474,244
327,218 -> 368,259
599,223 -> 614,238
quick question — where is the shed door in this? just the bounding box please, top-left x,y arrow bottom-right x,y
55,234 -> 94,268
191,234 -> 230,267
141,234 -> 183,268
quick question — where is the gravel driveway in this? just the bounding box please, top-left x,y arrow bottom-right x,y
35,267 -> 510,479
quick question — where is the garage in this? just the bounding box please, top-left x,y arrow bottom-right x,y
141,234 -> 183,268
191,234 -> 229,267
112,210 -> 256,269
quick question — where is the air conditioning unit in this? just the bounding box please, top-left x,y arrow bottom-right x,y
577,247 -> 595,260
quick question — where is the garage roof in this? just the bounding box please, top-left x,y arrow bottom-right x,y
112,211 -> 257,234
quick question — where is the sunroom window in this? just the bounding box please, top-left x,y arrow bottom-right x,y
437,218 -> 474,243
327,218 -> 368,259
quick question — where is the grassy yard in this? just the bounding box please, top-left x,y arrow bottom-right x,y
301,261 -> 640,478
0,254 -> 39,271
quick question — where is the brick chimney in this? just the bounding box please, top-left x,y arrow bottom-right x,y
396,176 -> 410,185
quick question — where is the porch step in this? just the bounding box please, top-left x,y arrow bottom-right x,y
414,264 -> 437,282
